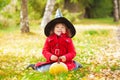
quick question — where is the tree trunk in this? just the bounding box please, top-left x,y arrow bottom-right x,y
113,0 -> 119,22
40,0 -> 56,28
20,0 -> 29,33
118,0 -> 120,17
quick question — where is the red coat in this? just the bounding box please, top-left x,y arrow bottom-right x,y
42,33 -> 76,70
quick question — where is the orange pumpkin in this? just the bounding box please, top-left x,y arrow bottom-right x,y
49,62 -> 68,75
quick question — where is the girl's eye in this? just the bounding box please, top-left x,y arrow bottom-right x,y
56,26 -> 59,28
62,27 -> 64,28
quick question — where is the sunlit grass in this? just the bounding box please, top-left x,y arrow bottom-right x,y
75,18 -> 120,26
0,25 -> 120,80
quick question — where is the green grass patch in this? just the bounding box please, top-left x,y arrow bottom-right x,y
75,18 -> 120,25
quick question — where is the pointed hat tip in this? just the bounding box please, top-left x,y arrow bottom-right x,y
55,9 -> 63,18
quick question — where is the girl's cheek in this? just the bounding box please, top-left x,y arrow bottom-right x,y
62,30 -> 66,33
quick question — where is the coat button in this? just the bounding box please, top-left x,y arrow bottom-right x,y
56,43 -> 58,46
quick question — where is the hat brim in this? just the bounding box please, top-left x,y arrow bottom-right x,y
44,17 -> 76,38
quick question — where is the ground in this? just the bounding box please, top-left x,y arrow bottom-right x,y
0,25 -> 120,80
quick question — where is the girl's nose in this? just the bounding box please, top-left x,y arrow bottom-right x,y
59,28 -> 62,30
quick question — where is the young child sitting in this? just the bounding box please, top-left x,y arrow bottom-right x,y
27,9 -> 82,72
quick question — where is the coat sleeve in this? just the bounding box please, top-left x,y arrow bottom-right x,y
64,39 -> 76,61
42,38 -> 52,62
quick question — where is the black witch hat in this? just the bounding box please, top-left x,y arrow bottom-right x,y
44,9 -> 76,38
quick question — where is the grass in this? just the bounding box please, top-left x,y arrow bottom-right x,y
75,18 -> 120,26
0,24 -> 120,80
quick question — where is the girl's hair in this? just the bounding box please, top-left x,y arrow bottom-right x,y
49,23 -> 72,37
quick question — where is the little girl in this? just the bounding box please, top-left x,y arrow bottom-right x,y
27,9 -> 82,72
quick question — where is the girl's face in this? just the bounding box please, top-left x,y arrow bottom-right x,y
54,23 -> 66,36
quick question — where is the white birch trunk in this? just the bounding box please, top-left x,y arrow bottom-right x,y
113,0 -> 119,22
118,0 -> 120,18
40,0 -> 56,28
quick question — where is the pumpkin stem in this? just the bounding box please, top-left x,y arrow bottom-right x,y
55,49 -> 60,64
58,57 -> 60,63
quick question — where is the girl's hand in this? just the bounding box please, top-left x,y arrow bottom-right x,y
59,56 -> 66,62
51,55 -> 58,61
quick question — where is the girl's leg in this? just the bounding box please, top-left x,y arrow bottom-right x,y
73,61 -> 82,70
36,64 -> 52,72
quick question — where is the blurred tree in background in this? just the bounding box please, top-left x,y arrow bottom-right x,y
84,0 -> 113,18
0,0 -> 10,10
113,0 -> 120,22
41,0 -> 114,26
0,0 -> 18,29
119,0 -> 120,17
0,0 -> 119,30
28,0 -> 47,19
20,0 -> 29,33
41,0 -> 56,28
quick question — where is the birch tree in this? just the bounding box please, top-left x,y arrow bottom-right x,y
20,0 -> 29,33
113,0 -> 119,22
40,0 -> 56,28
118,0 -> 120,17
